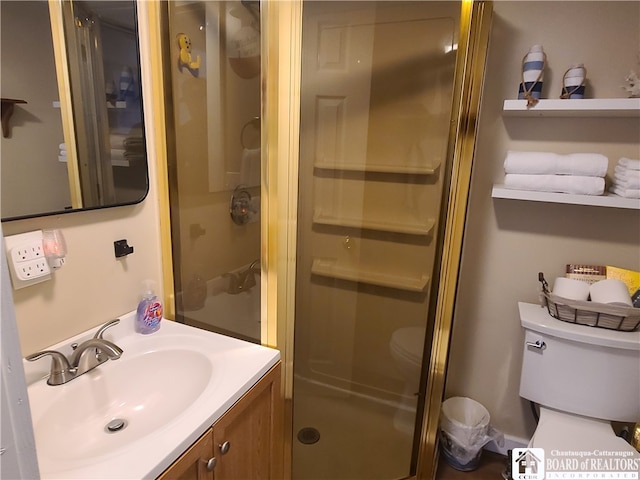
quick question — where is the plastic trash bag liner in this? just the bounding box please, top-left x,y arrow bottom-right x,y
439,396 -> 505,470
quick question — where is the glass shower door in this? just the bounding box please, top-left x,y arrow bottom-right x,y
166,0 -> 262,344
293,2 -> 460,478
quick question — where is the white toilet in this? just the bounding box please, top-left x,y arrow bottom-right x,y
519,303 -> 640,459
390,326 -> 426,434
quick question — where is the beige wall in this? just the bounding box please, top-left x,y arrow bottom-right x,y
2,4 -> 164,356
3,200 -> 163,356
447,1 -> 640,444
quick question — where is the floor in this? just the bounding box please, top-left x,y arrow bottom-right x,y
291,378 -> 509,480
436,450 -> 508,479
292,378 -> 414,479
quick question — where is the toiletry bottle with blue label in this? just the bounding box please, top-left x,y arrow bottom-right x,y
136,280 -> 163,334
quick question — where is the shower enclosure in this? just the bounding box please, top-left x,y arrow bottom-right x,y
292,2 -> 461,478
161,0 -> 490,477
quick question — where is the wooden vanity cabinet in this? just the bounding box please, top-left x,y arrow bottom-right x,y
159,428 -> 215,480
158,362 -> 283,480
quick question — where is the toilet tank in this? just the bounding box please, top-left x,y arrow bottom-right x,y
518,302 -> 640,423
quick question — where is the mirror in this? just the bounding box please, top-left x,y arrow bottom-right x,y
0,0 -> 148,221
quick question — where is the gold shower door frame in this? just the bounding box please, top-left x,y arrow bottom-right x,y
261,0 -> 493,478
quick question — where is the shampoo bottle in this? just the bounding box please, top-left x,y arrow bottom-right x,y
136,280 -> 163,334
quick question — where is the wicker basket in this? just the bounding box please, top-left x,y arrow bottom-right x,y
539,273 -> 640,332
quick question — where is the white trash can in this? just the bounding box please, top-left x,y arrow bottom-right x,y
439,397 -> 503,471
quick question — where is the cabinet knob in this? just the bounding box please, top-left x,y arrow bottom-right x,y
205,457 -> 217,471
219,441 -> 231,455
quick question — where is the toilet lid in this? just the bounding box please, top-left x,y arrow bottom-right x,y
531,407 -> 640,456
391,327 -> 426,363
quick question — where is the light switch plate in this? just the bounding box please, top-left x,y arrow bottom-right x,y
4,230 -> 52,289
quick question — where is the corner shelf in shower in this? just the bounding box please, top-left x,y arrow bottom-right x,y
311,258 -> 429,292
314,160 -> 439,175
313,209 -> 435,236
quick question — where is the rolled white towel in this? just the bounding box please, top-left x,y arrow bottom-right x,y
504,174 -> 605,195
504,151 -> 608,177
610,185 -> 640,199
618,157 -> 640,170
59,143 -> 66,151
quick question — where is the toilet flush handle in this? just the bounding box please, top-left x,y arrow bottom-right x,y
526,340 -> 546,350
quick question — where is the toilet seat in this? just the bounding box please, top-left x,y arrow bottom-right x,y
530,407 -> 639,455
390,327 -> 425,366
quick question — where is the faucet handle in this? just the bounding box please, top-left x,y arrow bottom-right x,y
25,350 -> 75,386
94,318 -> 120,339
93,319 -> 121,363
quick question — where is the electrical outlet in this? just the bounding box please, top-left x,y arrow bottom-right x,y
4,230 -> 52,289
14,259 -> 50,281
11,240 -> 44,263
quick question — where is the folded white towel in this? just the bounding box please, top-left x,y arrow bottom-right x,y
618,157 -> 640,170
614,171 -> 640,189
109,134 -> 128,149
614,165 -> 630,177
610,185 -> 640,199
614,178 -> 640,190
240,147 -> 261,186
504,151 -> 608,177
504,174 -> 605,195
110,149 -> 126,161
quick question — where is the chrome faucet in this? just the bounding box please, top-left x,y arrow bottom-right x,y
26,319 -> 123,386
223,272 -> 242,294
224,259 -> 260,294
239,259 -> 260,291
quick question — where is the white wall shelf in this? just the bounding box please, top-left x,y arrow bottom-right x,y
107,101 -> 129,109
311,259 -> 429,292
502,98 -> 640,117
313,210 -> 435,236
492,185 -> 640,210
314,161 -> 439,175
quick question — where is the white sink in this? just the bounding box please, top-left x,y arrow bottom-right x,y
24,313 -> 280,479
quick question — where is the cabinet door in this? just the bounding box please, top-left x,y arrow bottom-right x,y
158,428 -> 214,480
212,364 -> 283,480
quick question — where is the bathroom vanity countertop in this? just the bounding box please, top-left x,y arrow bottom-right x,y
23,312 -> 280,479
